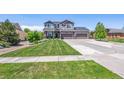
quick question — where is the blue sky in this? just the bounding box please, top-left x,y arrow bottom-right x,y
0,14 -> 124,31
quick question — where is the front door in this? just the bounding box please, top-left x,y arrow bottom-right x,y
55,32 -> 60,38
47,31 -> 53,38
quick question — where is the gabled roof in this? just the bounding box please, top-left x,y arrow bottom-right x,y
13,23 -> 23,31
44,20 -> 74,25
74,27 -> 89,31
107,28 -> 124,33
44,20 -> 54,24
52,21 -> 60,24
60,20 -> 74,24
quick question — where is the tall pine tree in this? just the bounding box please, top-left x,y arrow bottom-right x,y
0,19 -> 20,45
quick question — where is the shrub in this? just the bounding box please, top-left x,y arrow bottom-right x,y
40,32 -> 44,39
8,34 -> 20,45
0,41 -> 10,48
27,31 -> 41,43
24,28 -> 31,33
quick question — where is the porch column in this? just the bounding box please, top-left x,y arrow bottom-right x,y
45,31 -> 47,38
60,31 -> 61,39
52,31 -> 54,38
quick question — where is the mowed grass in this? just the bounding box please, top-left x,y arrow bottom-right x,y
0,60 -> 121,79
0,39 -> 80,57
109,39 -> 124,43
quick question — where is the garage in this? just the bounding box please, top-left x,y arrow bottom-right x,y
75,34 -> 88,39
61,31 -> 74,39
61,34 -> 73,39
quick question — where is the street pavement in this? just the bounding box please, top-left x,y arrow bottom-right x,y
64,39 -> 124,78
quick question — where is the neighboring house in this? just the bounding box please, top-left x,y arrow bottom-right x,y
0,22 -> 26,41
106,28 -> 124,39
13,23 -> 26,41
43,20 -> 90,39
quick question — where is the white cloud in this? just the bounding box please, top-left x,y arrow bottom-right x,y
21,25 -> 43,31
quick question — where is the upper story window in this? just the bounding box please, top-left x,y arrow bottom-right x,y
62,23 -> 66,27
67,24 -> 73,28
57,24 -> 59,28
61,23 -> 73,28
45,23 -> 54,28
54,24 -> 59,28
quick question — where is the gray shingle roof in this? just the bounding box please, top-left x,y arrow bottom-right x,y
13,23 -> 23,31
74,27 -> 89,31
44,20 -> 54,24
60,20 -> 74,24
107,28 -> 124,33
52,21 -> 60,24
44,20 -> 74,25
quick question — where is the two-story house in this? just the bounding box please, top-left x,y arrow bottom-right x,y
43,20 -> 90,39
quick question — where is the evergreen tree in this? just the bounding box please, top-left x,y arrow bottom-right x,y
0,19 -> 20,45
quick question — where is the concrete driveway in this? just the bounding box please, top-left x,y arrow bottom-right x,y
64,39 -> 124,78
0,41 -> 30,55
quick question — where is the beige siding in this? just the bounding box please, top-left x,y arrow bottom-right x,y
16,30 -> 27,40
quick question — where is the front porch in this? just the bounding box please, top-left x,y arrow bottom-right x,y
45,31 -> 60,38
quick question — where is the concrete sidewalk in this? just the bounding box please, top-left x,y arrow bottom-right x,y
0,55 -> 90,63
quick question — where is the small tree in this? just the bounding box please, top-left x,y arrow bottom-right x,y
27,31 -> 41,43
39,32 -> 44,39
24,28 -> 31,33
95,22 -> 107,40
0,19 -> 20,45
90,31 -> 95,38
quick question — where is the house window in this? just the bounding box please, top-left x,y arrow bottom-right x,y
46,23 -> 54,28
55,24 -> 59,28
57,24 -> 59,28
47,32 -> 53,38
47,24 -> 50,28
62,24 -> 66,27
67,24 -> 72,28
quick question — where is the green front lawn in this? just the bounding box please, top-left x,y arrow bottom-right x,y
109,38 -> 124,43
0,39 -> 80,57
0,61 -> 121,79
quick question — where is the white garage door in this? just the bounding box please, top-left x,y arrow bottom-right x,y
75,34 -> 87,39
61,34 -> 73,39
